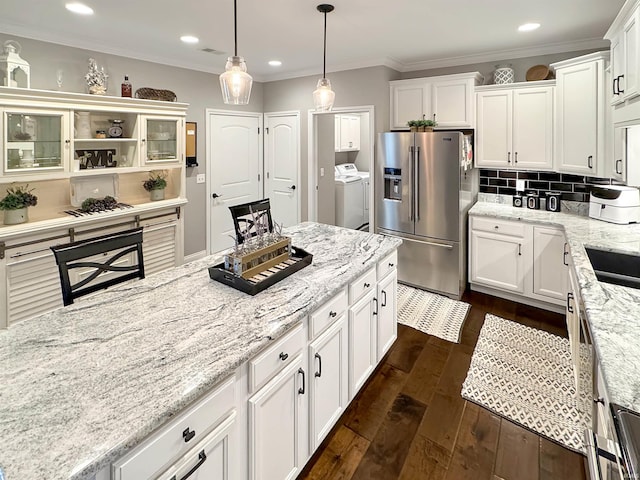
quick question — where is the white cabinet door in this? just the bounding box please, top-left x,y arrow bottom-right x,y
555,62 -> 599,175
248,356 -> 307,480
141,115 -> 183,165
348,289 -> 376,400
142,220 -> 178,275
611,32 -> 625,106
622,9 -> 640,103
476,90 -> 512,168
431,79 -> 474,128
336,115 -> 360,151
376,269 -> 397,360
512,87 -> 554,169
390,82 -> 430,130
308,316 -> 348,451
470,230 -> 524,293
532,226 -> 566,302
566,264 -> 581,390
158,413 -> 238,480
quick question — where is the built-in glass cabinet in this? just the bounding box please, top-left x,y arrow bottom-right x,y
143,116 -> 180,163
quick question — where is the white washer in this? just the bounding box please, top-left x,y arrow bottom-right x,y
336,163 -> 370,224
335,173 -> 365,229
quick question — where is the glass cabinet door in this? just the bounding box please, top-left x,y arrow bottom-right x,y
144,117 -> 180,163
4,111 -> 67,172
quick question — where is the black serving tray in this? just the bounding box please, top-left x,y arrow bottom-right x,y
208,246 -> 313,295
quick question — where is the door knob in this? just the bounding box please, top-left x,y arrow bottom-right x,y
289,185 -> 296,190
212,193 -> 222,198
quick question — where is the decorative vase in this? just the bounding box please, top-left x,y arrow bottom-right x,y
150,189 -> 165,201
4,207 -> 28,225
494,64 -> 515,85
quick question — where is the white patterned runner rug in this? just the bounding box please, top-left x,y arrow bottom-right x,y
461,314 -> 592,454
397,284 -> 470,343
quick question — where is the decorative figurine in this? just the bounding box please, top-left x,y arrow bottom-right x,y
85,58 -> 108,95
0,40 -> 30,88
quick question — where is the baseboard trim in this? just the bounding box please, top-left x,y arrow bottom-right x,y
183,250 -> 208,264
470,283 -> 565,314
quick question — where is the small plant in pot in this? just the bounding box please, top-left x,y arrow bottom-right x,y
0,184 -> 38,225
143,170 -> 168,201
407,120 -> 419,132
421,119 -> 437,132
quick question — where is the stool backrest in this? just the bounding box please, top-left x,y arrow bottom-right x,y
228,198 -> 273,244
50,227 -> 145,306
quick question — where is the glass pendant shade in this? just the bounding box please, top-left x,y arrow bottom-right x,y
220,56 -> 253,105
313,77 -> 335,112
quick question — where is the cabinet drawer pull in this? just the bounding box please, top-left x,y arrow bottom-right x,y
170,450 -> 207,480
494,225 -> 499,229
279,352 -> 289,361
567,292 -> 574,313
315,353 -> 322,378
182,427 -> 196,443
382,289 -> 387,307
329,310 -> 337,318
594,397 -> 605,405
563,243 -> 569,266
298,368 -> 306,394
364,282 -> 371,288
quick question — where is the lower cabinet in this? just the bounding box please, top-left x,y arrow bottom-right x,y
248,356 -> 307,480
469,216 -> 566,310
376,269 -> 397,360
348,289 -> 377,400
308,316 -> 348,451
565,258 -> 582,389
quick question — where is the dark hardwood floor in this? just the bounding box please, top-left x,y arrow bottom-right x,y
298,289 -> 587,480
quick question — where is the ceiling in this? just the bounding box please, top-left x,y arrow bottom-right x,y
0,0 -> 625,82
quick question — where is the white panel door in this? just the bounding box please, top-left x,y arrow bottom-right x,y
348,290 -> 376,400
512,87 -> 554,169
265,113 -> 299,228
532,226 -> 567,302
470,230 -> 524,293
209,112 -> 262,253
309,316 -> 348,451
475,90 -> 512,167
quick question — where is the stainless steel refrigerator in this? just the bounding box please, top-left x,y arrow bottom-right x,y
376,131 -> 478,299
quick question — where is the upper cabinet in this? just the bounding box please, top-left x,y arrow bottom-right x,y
552,52 -> 610,177
389,72 -> 483,130
334,114 -> 360,152
475,82 -> 554,170
606,3 -> 640,106
0,87 -> 188,182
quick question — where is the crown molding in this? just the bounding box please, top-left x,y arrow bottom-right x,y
400,37 -> 611,72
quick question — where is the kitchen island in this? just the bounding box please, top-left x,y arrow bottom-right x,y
469,201 -> 640,415
0,222 -> 401,480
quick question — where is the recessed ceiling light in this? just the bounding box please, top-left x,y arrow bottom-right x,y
268,60 -> 282,67
180,35 -> 199,44
518,23 -> 541,32
65,2 -> 94,15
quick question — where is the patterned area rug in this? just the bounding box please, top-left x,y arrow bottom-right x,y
461,314 -> 592,454
397,284 -> 470,343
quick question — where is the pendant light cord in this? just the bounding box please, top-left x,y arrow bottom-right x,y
322,10 -> 327,79
234,0 -> 238,57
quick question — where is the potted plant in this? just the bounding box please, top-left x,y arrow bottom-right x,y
423,119 -> 437,132
407,120 -> 419,132
0,184 -> 38,225
143,170 -> 168,201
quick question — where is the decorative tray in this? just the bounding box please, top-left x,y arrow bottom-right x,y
209,246 -> 313,295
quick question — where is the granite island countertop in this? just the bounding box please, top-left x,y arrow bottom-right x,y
0,222 -> 402,480
470,202 -> 640,415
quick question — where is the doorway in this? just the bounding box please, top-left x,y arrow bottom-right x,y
307,106 -> 375,232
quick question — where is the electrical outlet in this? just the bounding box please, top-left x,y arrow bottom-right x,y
320,167 -> 325,177
516,179 -> 525,191
196,174 -> 205,184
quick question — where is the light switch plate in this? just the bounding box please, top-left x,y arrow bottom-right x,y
320,167 -> 325,177
196,174 -> 205,184
516,179 -> 525,191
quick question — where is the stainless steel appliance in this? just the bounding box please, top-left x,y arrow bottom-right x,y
376,131 -> 477,299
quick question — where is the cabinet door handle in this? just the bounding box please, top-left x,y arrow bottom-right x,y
182,427 -> 196,443
298,368 -> 306,394
507,152 -> 511,164
364,282 -> 371,288
382,289 -> 387,307
613,76 -> 619,95
594,397 -> 605,405
373,297 -> 378,315
518,244 -> 522,256
514,152 -> 518,164
616,159 -> 623,175
618,74 -> 625,94
315,353 -> 322,377
567,292 -> 574,313
388,262 -> 395,267
329,310 -> 337,318
279,352 -> 289,361
563,243 -> 569,266
588,155 -> 593,169
169,450 -> 207,480
433,113 -> 436,123
65,139 -> 71,144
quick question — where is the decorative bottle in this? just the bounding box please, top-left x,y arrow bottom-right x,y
121,76 -> 132,97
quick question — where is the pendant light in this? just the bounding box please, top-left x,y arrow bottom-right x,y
220,0 -> 253,105
313,4 -> 335,112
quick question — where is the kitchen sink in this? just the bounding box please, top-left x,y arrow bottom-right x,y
585,247 -> 640,289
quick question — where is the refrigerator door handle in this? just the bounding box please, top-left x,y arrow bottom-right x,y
415,145 -> 420,221
379,230 -> 454,250
408,145 -> 414,221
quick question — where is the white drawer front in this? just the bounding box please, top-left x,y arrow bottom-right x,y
114,376 -> 236,480
471,216 -> 526,237
309,288 -> 347,340
377,250 -> 398,280
249,323 -> 304,393
349,268 -> 377,304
